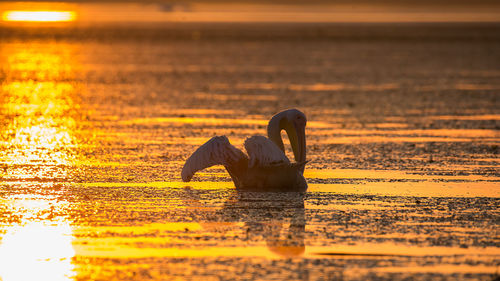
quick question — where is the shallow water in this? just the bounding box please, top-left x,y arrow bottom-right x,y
0,23 -> 499,280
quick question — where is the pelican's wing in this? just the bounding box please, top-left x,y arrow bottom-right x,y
181,136 -> 247,182
244,136 -> 290,168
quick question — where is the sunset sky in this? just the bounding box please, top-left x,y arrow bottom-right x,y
1,0 -> 500,23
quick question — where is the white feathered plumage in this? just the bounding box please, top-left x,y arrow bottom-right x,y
181,109 -> 308,192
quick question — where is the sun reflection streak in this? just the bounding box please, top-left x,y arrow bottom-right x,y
0,45 -> 81,180
0,222 -> 75,281
0,43 -> 83,280
0,197 -> 75,281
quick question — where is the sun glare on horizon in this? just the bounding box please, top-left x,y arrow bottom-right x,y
2,11 -> 76,22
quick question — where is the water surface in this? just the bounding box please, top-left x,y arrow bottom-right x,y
0,23 -> 499,280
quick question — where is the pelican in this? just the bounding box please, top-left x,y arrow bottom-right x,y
181,109 -> 308,192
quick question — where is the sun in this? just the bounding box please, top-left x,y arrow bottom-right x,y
2,11 -> 76,22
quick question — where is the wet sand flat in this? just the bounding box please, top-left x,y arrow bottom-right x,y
0,23 -> 499,280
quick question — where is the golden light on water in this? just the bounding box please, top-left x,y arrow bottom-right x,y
0,42 -> 81,280
2,11 -> 76,22
0,6 -> 498,279
0,213 -> 75,281
0,43 -> 81,178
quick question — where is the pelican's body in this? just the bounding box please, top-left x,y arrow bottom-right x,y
181,109 -> 308,192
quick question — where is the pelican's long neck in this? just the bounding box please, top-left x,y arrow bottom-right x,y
267,109 -> 307,173
267,112 -> 286,152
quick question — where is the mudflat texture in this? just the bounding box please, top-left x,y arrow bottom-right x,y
0,23 -> 499,280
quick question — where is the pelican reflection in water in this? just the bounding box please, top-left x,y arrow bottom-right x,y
181,189 -> 306,258
181,109 -> 308,192
222,192 -> 306,257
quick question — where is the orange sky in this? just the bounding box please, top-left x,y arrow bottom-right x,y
1,1 -> 499,23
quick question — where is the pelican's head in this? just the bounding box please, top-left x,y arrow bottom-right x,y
267,109 -> 307,170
